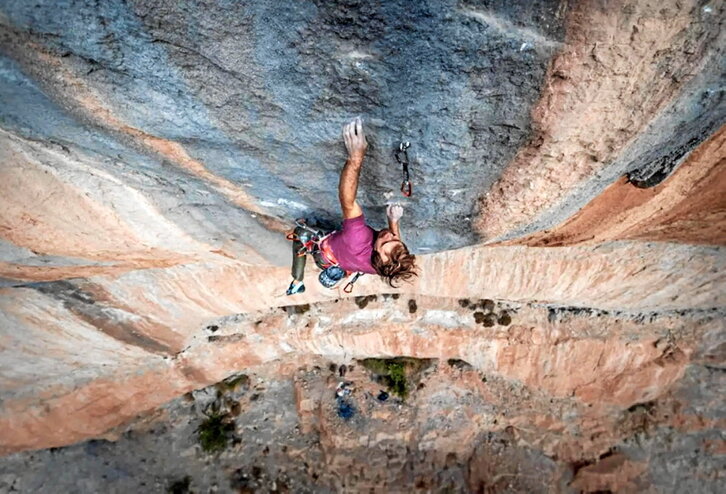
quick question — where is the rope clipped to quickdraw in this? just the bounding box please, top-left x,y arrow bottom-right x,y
343,272 -> 364,293
395,141 -> 412,197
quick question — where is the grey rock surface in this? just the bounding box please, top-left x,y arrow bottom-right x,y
0,0 -> 567,252
0,3 -> 723,490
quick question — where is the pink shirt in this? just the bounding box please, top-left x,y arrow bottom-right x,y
323,215 -> 376,274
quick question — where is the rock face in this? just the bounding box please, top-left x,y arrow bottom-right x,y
0,0 -> 724,492
0,299 -> 723,492
0,0 -> 571,251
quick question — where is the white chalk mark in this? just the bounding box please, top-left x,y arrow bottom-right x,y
276,198 -> 307,210
343,50 -> 373,60
260,198 -> 307,210
460,7 -> 563,50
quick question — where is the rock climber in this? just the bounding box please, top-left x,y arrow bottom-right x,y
287,117 -> 418,295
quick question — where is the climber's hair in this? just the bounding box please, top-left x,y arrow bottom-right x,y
371,242 -> 418,287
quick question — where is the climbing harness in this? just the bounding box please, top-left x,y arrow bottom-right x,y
286,218 -> 325,258
395,141 -> 412,197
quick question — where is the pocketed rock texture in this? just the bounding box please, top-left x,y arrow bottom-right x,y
0,0 -> 725,492
0,297 -> 724,493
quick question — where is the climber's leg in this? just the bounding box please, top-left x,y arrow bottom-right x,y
287,226 -> 309,295
291,229 -> 308,281
312,248 -> 329,270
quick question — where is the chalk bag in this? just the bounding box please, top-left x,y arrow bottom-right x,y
319,265 -> 346,288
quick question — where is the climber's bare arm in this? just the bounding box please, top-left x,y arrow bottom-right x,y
387,204 -> 403,239
339,158 -> 363,219
389,219 -> 401,239
340,117 -> 367,219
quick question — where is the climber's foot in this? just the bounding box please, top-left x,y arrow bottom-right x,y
286,280 -> 305,296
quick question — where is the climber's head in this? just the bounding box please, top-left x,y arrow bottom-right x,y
371,229 -> 418,287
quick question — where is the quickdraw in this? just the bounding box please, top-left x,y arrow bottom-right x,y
343,272 -> 363,293
395,141 -> 412,197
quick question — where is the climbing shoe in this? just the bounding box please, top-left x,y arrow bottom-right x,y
286,280 -> 305,296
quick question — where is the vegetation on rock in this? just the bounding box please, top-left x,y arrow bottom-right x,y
360,357 -> 433,400
197,412 -> 234,453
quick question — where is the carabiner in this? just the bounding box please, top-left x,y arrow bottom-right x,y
401,179 -> 412,197
343,272 -> 363,293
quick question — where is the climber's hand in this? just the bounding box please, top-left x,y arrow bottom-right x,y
343,117 -> 367,163
387,203 -> 403,223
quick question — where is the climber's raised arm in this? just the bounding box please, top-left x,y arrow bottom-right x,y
339,117 -> 367,219
285,117 -> 417,297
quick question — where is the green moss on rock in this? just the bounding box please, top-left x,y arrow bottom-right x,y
197,412 -> 234,453
360,357 -> 433,400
